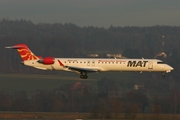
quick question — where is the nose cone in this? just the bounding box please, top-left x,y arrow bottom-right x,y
166,65 -> 174,73
169,66 -> 174,70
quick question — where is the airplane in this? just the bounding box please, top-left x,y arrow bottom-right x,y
5,44 -> 173,79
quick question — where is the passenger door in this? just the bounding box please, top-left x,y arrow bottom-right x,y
148,61 -> 153,69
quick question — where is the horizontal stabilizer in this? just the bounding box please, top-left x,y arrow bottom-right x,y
5,45 -> 26,49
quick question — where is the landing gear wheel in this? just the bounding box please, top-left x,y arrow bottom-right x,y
80,75 -> 84,79
79,71 -> 88,79
80,75 -> 88,79
84,75 -> 88,79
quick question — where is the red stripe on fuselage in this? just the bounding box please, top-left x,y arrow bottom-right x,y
58,60 -> 64,66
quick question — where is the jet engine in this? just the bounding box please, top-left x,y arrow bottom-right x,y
37,57 -> 55,65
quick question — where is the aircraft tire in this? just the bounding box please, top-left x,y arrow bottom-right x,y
80,75 -> 88,79
84,75 -> 88,79
80,75 -> 84,79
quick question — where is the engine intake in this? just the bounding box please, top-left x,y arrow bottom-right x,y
37,57 -> 55,65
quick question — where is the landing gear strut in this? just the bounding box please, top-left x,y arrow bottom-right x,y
162,72 -> 165,78
80,71 -> 88,79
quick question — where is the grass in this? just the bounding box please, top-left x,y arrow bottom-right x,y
0,71 -> 149,96
0,73 -> 177,119
0,73 -> 98,95
0,112 -> 88,119
0,112 -> 180,119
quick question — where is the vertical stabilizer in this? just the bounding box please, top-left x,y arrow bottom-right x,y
5,44 -> 40,61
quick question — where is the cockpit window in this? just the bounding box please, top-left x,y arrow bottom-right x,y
157,62 -> 165,64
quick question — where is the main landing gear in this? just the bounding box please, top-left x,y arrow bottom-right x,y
80,71 -> 88,79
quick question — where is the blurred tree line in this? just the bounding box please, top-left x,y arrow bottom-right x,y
0,19 -> 179,79
0,19 -> 180,117
0,79 -> 180,119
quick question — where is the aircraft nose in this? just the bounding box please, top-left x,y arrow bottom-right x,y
165,65 -> 174,73
169,66 -> 174,70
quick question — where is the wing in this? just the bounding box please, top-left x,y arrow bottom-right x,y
64,66 -> 100,73
57,60 -> 101,73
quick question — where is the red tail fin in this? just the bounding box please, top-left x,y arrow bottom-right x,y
6,44 -> 40,61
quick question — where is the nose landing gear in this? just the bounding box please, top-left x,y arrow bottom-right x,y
162,72 -> 165,78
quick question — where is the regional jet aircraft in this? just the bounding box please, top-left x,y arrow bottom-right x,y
6,44 -> 173,79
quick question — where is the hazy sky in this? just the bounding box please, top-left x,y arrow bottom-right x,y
0,0 -> 180,28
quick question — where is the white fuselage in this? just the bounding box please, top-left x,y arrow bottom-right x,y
6,43 -> 174,79
23,58 -> 173,73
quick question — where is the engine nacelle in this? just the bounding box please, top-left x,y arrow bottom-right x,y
38,57 -> 55,65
